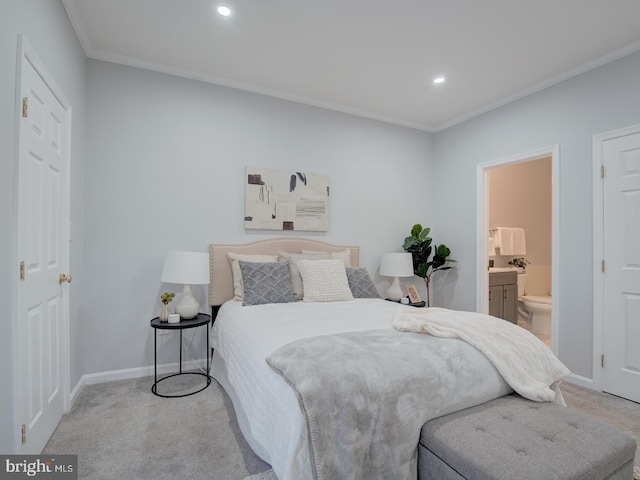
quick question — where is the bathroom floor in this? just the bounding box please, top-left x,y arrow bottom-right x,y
518,319 -> 551,347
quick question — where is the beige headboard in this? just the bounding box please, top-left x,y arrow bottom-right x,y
209,237 -> 359,306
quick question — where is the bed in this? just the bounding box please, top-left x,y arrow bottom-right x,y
208,238 -> 568,480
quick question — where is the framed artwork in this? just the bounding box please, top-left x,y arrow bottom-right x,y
405,284 -> 422,304
244,167 -> 330,232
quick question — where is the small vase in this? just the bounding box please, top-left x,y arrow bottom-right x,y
159,303 -> 171,322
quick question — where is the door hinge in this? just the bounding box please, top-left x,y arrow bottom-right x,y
600,165 -> 605,178
601,259 -> 605,273
22,97 -> 28,118
20,261 -> 25,281
601,354 -> 605,368
21,424 -> 26,445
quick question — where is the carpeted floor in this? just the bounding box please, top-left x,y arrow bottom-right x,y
43,375 -> 269,480
243,471 -> 277,480
44,376 -> 639,480
561,381 -> 640,474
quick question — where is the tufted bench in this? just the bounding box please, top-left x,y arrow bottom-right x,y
418,394 -> 636,480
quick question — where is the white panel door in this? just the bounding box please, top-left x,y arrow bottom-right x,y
16,39 -> 71,454
602,130 -> 640,403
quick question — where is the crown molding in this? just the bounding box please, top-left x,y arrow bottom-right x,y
434,39 -> 640,132
59,0 -> 640,134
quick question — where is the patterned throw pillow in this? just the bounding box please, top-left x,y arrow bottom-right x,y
277,251 -> 331,300
238,261 -> 295,306
227,253 -> 278,301
346,267 -> 380,298
297,259 -> 354,302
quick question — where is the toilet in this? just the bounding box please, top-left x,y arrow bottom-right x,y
516,273 -> 552,336
520,295 -> 552,336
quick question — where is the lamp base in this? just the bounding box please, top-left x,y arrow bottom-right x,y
174,284 -> 200,319
385,277 -> 404,302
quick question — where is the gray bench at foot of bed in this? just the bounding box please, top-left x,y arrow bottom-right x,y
418,394 -> 636,480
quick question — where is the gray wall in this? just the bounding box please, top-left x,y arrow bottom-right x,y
432,50 -> 640,380
0,0 -> 86,454
82,59 -> 433,377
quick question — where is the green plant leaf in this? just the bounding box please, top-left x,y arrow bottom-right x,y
402,236 -> 416,250
416,263 -> 429,278
436,244 -> 451,257
418,227 -> 431,241
411,224 -> 423,239
432,266 -> 452,274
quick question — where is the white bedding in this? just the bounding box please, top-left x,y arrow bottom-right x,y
393,307 -> 570,403
211,299 -> 410,479
211,299 -> 514,479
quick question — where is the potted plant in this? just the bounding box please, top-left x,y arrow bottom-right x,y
402,224 -> 455,307
159,292 -> 175,321
508,257 -> 530,271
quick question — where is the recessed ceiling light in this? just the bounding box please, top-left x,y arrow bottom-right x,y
433,76 -> 446,85
217,5 -> 231,17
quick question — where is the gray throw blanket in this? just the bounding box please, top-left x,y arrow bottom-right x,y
266,329 -> 512,480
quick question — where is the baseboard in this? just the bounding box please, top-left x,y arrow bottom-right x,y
564,373 -> 595,390
69,359 -> 209,406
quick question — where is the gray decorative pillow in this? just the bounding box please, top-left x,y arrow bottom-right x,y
346,267 -> 380,298
277,251 -> 331,300
238,261 -> 295,306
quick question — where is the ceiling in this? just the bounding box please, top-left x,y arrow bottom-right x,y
62,0 -> 640,132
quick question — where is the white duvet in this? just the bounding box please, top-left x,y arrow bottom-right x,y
212,299 -> 517,479
393,307 -> 570,403
211,299 -> 412,479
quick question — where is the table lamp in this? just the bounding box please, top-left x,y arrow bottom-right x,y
161,251 -> 210,319
380,252 -> 414,301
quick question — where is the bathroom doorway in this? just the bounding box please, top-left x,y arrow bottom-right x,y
476,146 -> 560,354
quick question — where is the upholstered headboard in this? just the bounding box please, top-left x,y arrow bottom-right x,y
209,237 -> 359,307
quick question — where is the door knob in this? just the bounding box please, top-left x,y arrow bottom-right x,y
59,273 -> 72,284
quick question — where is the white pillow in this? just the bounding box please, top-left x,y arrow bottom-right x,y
227,252 -> 278,301
301,249 -> 352,267
297,259 -> 354,303
277,251 -> 331,300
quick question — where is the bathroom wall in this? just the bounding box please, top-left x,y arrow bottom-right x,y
488,157 -> 552,295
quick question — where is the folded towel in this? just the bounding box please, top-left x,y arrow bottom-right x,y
495,227 -> 526,255
488,237 -> 496,256
490,228 -> 502,248
497,227 -> 514,254
512,227 -> 526,255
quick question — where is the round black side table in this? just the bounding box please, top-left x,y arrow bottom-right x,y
150,313 -> 212,398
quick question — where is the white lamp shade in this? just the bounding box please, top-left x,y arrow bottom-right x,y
380,253 -> 414,278
161,251 -> 210,285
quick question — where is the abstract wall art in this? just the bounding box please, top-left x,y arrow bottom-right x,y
244,167 -> 330,231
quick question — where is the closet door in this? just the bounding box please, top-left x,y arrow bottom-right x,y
16,37 -> 71,453
601,128 -> 640,403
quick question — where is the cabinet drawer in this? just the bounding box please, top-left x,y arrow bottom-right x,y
488,271 -> 517,286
